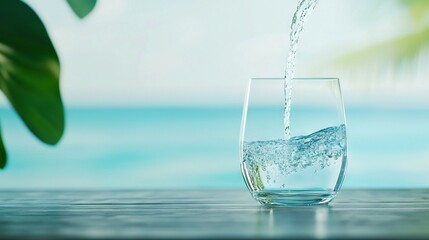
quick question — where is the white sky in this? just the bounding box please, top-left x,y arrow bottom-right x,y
17,0 -> 429,107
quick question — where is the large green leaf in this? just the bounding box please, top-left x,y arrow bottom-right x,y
66,0 -> 97,19
0,127 -> 6,169
0,0 -> 64,165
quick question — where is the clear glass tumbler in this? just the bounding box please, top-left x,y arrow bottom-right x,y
240,78 -> 347,206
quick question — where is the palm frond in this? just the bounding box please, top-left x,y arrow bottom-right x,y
333,26 -> 429,68
397,0 -> 429,23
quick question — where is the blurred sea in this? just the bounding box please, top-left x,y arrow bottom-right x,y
0,107 -> 428,189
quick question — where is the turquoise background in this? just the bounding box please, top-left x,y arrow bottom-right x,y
1,106 -> 428,189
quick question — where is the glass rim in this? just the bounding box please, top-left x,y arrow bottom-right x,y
249,77 -> 339,81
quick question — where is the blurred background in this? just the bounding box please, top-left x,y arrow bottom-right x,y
0,0 -> 428,189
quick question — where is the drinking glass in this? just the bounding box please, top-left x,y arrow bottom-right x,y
240,78 -> 347,206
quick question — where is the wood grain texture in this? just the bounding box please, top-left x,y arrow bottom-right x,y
0,189 -> 428,239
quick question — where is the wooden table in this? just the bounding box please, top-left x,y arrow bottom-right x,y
0,189 -> 428,239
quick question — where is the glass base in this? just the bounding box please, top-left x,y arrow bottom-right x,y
252,189 -> 336,206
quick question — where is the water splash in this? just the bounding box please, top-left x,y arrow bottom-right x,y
243,124 -> 346,186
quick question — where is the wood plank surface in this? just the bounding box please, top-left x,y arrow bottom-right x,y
0,189 -> 428,239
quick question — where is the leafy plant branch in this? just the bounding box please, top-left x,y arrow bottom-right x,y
0,0 -> 96,169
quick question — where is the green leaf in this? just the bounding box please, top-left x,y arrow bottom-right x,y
0,0 -> 64,146
332,26 -> 429,68
397,0 -> 429,24
0,126 -> 6,169
329,0 -> 429,75
66,0 -> 97,19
